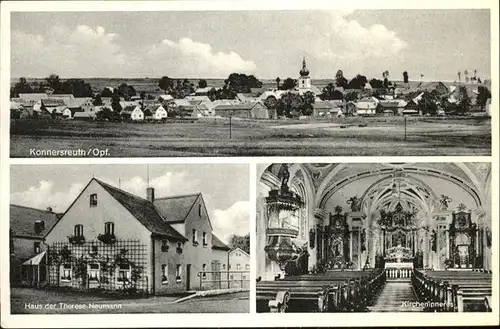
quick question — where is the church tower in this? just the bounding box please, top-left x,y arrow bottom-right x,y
298,57 -> 311,95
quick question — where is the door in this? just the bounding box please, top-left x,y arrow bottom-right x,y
186,264 -> 191,291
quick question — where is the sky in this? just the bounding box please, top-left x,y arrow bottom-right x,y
10,164 -> 249,243
10,10 -> 491,81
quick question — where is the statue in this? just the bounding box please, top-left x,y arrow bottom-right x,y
347,196 -> 361,212
439,195 -> 453,211
277,164 -> 290,195
430,229 -> 437,252
457,203 -> 468,212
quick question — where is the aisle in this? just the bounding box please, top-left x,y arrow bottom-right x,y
367,282 -> 424,312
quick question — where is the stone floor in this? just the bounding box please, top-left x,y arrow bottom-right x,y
367,282 -> 424,312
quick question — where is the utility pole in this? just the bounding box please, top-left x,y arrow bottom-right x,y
404,117 -> 407,141
229,115 -> 232,139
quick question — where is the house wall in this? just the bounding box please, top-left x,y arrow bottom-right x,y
215,109 -> 251,118
182,196 -> 222,290
152,238 -> 186,294
229,250 -> 250,272
45,180 -> 154,292
210,248 -> 230,289
251,104 -> 270,119
132,108 -> 144,121
11,237 -> 45,267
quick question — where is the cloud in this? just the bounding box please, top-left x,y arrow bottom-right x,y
212,201 -> 250,243
10,180 -> 84,213
114,171 -> 201,199
11,25 -> 256,78
145,37 -> 257,77
11,25 -> 127,77
308,12 -> 408,62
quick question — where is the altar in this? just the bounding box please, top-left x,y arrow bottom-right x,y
384,245 -> 413,280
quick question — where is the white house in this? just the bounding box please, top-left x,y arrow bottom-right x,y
145,104 -> 168,120
121,105 -> 144,121
229,248 -> 250,272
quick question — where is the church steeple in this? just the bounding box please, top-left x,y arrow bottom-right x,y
300,57 -> 310,77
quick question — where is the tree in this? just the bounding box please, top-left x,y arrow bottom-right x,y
457,86 -> 471,114
264,95 -> 278,110
228,234 -> 250,254
158,76 -> 173,94
198,79 -> 208,89
93,94 -> 103,106
403,71 -> 409,84
346,75 -> 367,90
335,70 -> 348,88
344,91 -> 358,102
117,83 -> 136,100
101,87 -> 114,98
276,77 -> 281,90
45,74 -> 62,92
111,90 -> 122,113
417,91 -> 439,116
369,78 -> 384,89
10,77 -> 33,97
476,86 -> 491,110
277,92 -> 303,117
224,73 -> 262,94
301,91 -> 315,116
382,71 -> 391,89
207,87 -> 217,101
321,83 -> 343,100
280,77 -> 296,90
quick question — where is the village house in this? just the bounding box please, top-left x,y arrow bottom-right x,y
121,105 -> 144,121
144,104 -> 168,121
347,97 -> 378,116
214,102 -> 276,119
30,178 -> 232,295
312,101 -> 334,117
10,205 -> 60,287
229,247 -> 250,272
377,101 -> 405,116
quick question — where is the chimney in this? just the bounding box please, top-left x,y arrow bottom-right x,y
46,207 -> 53,212
146,187 -> 155,203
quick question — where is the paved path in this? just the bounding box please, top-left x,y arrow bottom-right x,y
367,282 -> 423,312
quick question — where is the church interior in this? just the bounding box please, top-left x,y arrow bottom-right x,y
256,163 -> 492,313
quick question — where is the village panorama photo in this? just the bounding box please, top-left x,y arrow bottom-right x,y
9,9 -> 492,157
256,163 -> 492,313
9,164 -> 250,314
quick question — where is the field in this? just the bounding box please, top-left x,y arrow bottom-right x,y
10,116 -> 491,157
11,287 -> 249,314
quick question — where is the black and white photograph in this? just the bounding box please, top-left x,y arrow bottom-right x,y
256,163 -> 492,313
9,164 -> 250,314
9,9 -> 492,157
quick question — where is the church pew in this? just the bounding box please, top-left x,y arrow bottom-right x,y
256,280 -> 332,312
256,269 -> 385,312
412,269 -> 491,312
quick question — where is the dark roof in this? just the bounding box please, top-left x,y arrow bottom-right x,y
313,101 -> 333,110
212,234 -> 230,250
378,101 -> 401,108
153,194 -> 200,223
215,103 -> 262,111
10,204 -> 60,238
95,179 -> 187,241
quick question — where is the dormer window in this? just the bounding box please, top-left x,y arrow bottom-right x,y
90,194 -> 98,207
74,224 -> 83,237
104,222 -> 114,235
34,220 -> 45,234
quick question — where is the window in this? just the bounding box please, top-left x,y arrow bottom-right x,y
176,264 -> 182,283
198,204 -> 202,217
236,264 -> 241,270
88,263 -> 100,282
202,263 -> 207,279
228,264 -> 231,270
192,229 -> 198,245
104,222 -> 114,235
34,242 -> 41,253
161,264 -> 168,284
176,242 -> 183,254
34,220 -> 45,234
245,264 -> 250,270
74,224 -> 83,237
61,264 -> 72,281
222,264 -> 226,270
202,232 -> 207,246
90,193 -> 98,207
161,240 -> 169,252
117,264 -> 131,282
